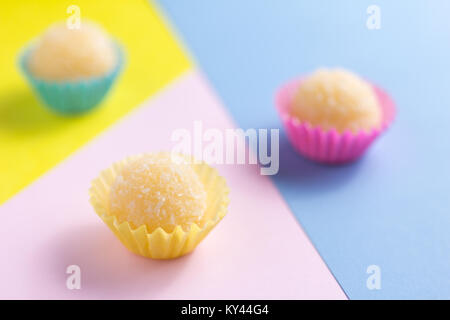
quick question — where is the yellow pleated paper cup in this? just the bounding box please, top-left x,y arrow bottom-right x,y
89,155 -> 229,259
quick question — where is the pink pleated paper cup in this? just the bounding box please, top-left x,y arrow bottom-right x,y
275,78 -> 396,164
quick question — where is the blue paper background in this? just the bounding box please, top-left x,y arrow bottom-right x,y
157,0 -> 450,299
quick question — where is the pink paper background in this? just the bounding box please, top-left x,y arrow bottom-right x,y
0,70 -> 345,299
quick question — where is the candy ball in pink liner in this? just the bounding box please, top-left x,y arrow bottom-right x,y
292,69 -> 383,134
275,71 -> 395,164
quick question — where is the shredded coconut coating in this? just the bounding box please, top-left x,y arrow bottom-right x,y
292,68 -> 382,133
28,22 -> 116,81
109,153 -> 207,233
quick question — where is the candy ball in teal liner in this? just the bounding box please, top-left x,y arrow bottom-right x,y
18,24 -> 125,115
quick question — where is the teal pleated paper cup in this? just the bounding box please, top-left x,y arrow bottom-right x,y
18,44 -> 124,115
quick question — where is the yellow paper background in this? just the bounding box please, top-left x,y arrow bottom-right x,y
0,0 -> 191,204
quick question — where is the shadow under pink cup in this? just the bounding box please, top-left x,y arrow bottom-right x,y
275,78 -> 396,164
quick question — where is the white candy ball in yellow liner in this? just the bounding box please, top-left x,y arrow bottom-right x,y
108,153 -> 207,233
27,22 -> 117,81
292,68 -> 382,133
